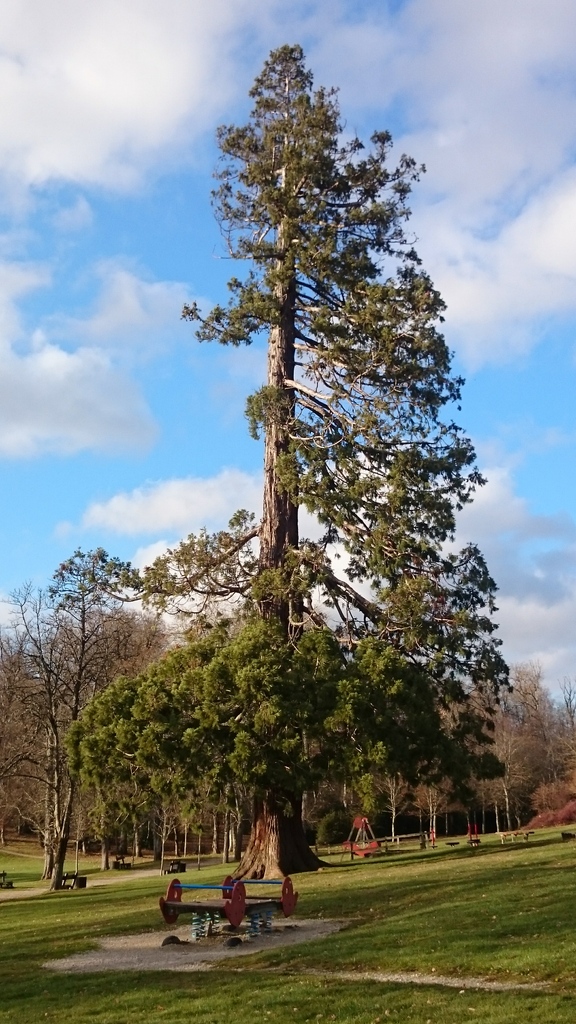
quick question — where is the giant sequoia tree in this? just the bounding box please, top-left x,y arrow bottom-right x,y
76,46 -> 507,877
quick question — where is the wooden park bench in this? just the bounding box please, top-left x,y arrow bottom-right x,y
0,871 -> 14,889
112,856 -> 131,869
163,859 -> 187,875
561,831 -> 576,841
61,872 -> 87,889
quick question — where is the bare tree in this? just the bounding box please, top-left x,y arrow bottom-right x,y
379,774 -> 409,839
5,550 -> 166,889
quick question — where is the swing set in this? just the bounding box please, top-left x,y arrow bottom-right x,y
342,816 -> 382,858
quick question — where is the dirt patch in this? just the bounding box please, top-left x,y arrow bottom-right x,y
43,918 -> 344,974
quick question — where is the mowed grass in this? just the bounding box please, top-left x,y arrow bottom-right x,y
2,831 -> 576,1022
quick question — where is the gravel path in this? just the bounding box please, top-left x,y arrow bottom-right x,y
44,919 -> 344,973
0,866 -> 162,902
43,920 -> 550,992
298,968 -> 549,993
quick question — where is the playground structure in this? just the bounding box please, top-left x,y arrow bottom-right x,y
342,816 -> 381,858
342,816 -> 427,858
159,874 -> 299,940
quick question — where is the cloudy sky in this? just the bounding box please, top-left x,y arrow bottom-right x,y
1,0 -> 575,689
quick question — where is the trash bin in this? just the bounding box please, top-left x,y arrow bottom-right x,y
75,875 -> 87,889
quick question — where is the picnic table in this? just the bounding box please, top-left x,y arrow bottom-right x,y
499,831 -> 535,843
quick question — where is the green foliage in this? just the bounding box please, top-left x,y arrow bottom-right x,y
71,618 -> 346,808
72,615 -> 498,811
49,547 -> 139,608
316,808 -> 352,844
138,511 -> 259,617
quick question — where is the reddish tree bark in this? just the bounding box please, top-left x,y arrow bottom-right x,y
236,793 -> 325,878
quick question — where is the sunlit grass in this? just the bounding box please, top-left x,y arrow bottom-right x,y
2,828 -> 576,1023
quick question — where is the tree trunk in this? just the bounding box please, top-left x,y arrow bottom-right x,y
503,786 -> 512,831
159,809 -> 171,874
258,243 -> 299,636
222,809 -> 231,864
42,842 -> 55,881
236,793 -> 325,878
41,756 -> 55,880
152,813 -> 162,861
101,835 -> 110,871
234,817 -> 244,862
50,783 -> 75,891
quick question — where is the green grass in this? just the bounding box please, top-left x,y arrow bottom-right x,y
3,831 -> 576,1022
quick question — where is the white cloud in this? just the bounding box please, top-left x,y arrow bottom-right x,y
0,341 -> 156,457
496,595 -> 576,687
132,540 -> 173,570
0,260 -> 50,335
306,0 -> 576,364
412,168 -> 576,365
0,0 -> 273,191
82,469 -> 263,535
51,262 -> 191,353
0,259 -> 157,456
456,464 -> 576,686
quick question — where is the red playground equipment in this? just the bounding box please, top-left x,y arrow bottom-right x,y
467,823 -> 480,847
342,816 -> 381,858
159,874 -> 299,939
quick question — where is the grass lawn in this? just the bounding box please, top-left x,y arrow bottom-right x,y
2,830 -> 576,1022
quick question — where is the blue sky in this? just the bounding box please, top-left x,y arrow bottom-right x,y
1,0 -> 576,688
